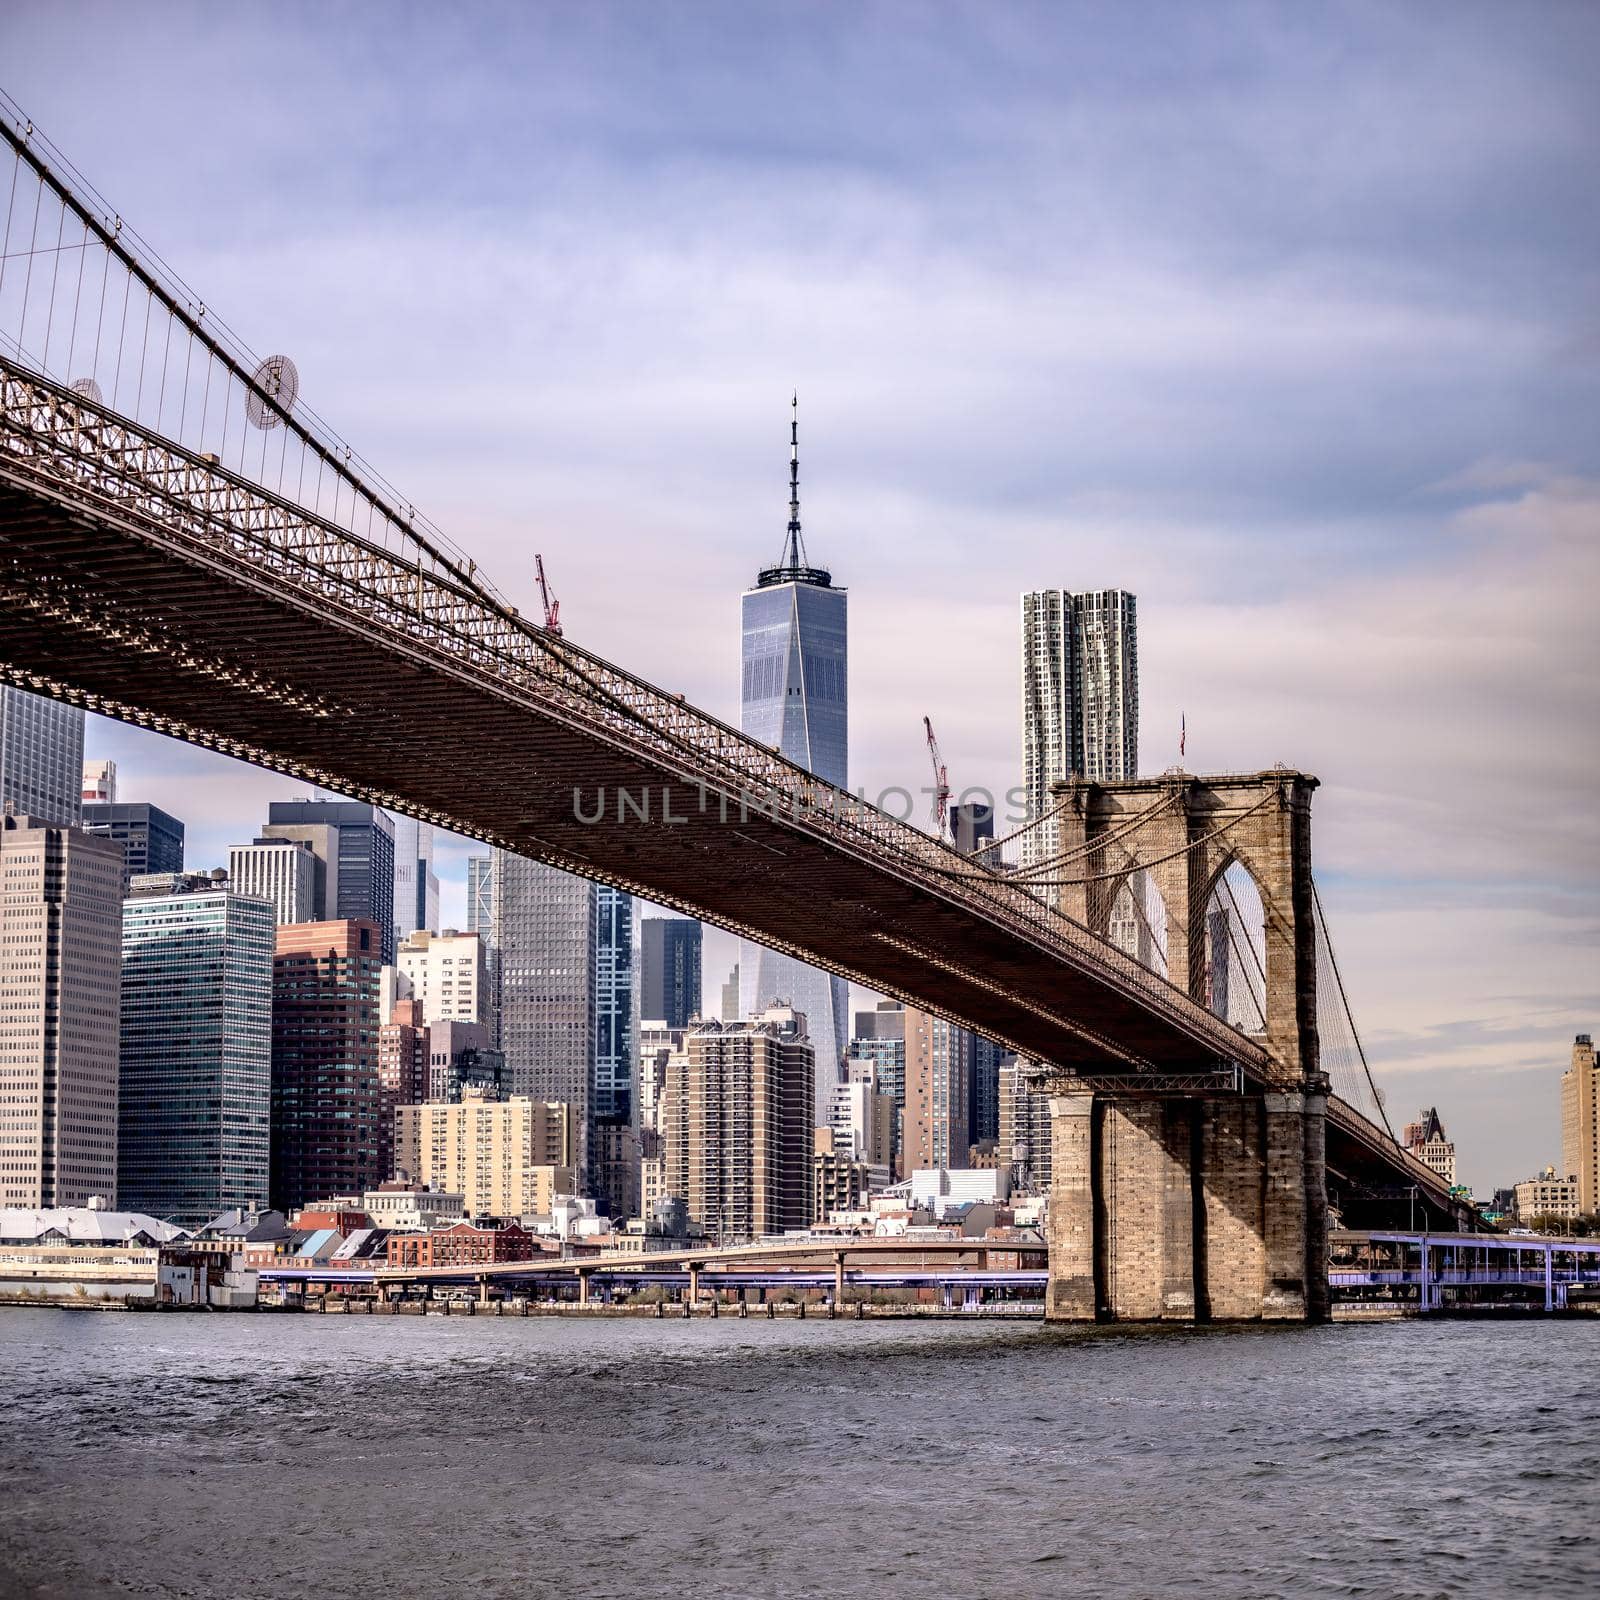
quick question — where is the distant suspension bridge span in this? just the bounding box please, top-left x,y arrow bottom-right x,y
0,101 -> 1468,1321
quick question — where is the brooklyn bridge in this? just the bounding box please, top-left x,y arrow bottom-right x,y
0,106 -> 1467,1323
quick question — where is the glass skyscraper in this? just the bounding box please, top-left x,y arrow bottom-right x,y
392,815 -> 440,949
594,885 -> 634,1121
491,850 -> 597,1182
118,876 -> 275,1224
261,799 -> 397,962
737,400 -> 849,1124
0,686 -> 85,827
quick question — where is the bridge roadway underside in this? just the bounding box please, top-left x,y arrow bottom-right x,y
0,471 -> 1251,1078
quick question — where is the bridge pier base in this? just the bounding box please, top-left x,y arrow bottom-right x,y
1046,1084 -> 1329,1323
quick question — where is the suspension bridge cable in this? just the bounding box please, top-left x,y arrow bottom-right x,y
1310,876 -> 1399,1143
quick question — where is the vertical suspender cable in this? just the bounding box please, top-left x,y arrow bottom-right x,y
0,149 -> 20,302
64,215 -> 88,379
16,171 -> 42,359
41,191 -> 65,374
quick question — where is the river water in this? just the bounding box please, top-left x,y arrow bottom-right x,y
0,1309 -> 1594,1598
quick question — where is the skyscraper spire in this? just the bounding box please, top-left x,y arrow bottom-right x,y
757,391 -> 831,588
786,390 -> 803,568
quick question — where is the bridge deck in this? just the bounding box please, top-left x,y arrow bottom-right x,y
0,361 -> 1273,1080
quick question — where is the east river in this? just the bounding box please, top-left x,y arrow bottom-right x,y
0,1310 -> 1595,1598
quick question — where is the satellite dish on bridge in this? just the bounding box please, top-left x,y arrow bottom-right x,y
245,354 -> 299,430
70,377 -> 103,405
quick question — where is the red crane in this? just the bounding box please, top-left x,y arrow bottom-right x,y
534,553 -> 562,637
924,715 -> 950,839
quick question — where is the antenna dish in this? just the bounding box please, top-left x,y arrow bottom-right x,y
245,354 -> 299,430
70,377 -> 103,405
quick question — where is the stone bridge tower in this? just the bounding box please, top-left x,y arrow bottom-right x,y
1040,770 -> 1330,1323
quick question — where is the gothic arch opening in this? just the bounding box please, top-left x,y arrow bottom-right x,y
1107,868 -> 1169,978
1202,858 -> 1267,1033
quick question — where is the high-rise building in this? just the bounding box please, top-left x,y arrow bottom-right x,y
969,1034 -> 1005,1149
1561,1034 -> 1598,1215
720,964 -> 740,1024
950,801 -> 994,857
903,1006 -> 972,1173
394,1090 -> 576,1218
0,814 -> 122,1207
269,920 -> 383,1213
641,916 -> 702,1029
81,759 -> 116,804
492,851 -> 596,1180
117,873 -> 274,1224
396,928 -> 487,1026
425,1018 -> 500,1103
1402,1107 -> 1458,1190
830,1063 -> 896,1174
377,996 -> 429,1183
662,1005 -> 815,1244
466,854 -> 493,937
228,837 -> 317,926
998,1057 -> 1052,1193
595,887 -> 635,1119
0,688 -> 85,827
81,801 -> 185,883
848,1002 -> 907,1173
738,401 -> 849,1125
260,800 -> 396,963
1020,588 -> 1138,855
391,816 -> 440,950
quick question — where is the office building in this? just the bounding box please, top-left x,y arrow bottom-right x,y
269,920 -> 383,1213
117,873 -> 274,1224
641,916 -> 702,1030
738,400 -> 849,1126
662,1005 -> 814,1244
1020,588 -> 1138,858
392,815 -> 440,950
1402,1107 -> 1458,1189
377,997 -> 429,1183
82,801 -> 185,882
424,1018 -> 501,1103
1561,1033 -> 1598,1215
228,836 -> 317,926
0,688 -> 85,827
950,801 -> 994,857
998,1058 -> 1052,1193
970,1035 -> 1005,1148
260,800 -> 396,962
492,851 -> 595,1178
0,814 -> 122,1208
595,887 -> 634,1119
81,759 -> 116,804
394,1090 -> 576,1219
720,964 -> 740,1024
848,1004 -> 907,1173
1512,1166 -> 1580,1223
397,928 -> 487,1026
466,854 -> 493,937
903,1006 -> 972,1174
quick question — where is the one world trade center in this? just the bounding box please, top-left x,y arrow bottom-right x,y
738,399 -> 849,1125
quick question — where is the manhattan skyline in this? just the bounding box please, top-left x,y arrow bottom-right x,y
3,2 -> 1596,1194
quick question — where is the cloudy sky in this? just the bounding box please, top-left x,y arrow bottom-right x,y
7,2 -> 1597,1190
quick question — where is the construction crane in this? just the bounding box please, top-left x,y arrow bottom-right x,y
534,553 -> 562,637
923,715 -> 950,839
